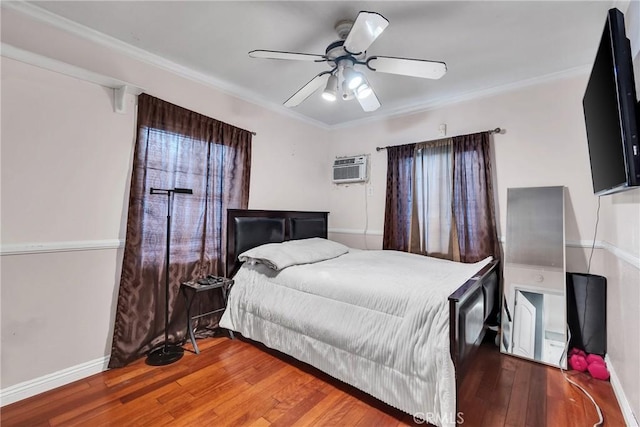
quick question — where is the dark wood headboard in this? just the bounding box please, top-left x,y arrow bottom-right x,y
226,209 -> 329,277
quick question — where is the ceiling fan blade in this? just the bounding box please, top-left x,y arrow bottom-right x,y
343,11 -> 389,54
249,50 -> 326,62
356,86 -> 381,112
283,72 -> 330,107
367,56 -> 447,79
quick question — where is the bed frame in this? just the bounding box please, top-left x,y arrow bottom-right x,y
226,209 -> 499,412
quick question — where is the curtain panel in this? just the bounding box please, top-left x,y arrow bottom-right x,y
383,143 -> 416,251
109,94 -> 251,368
452,132 -> 500,262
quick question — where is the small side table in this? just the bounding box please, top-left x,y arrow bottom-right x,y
180,276 -> 234,354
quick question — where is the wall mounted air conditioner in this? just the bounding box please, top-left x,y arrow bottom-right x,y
333,155 -> 368,184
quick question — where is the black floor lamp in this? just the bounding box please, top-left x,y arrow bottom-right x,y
146,187 -> 193,366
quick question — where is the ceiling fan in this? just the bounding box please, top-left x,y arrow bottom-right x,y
249,11 -> 447,112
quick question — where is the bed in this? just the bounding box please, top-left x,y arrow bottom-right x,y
219,209 -> 499,426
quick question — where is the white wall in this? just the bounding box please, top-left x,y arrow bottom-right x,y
595,2 -> 640,421
0,6 -> 329,398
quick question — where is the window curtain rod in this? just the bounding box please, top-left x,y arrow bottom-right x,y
375,127 -> 501,152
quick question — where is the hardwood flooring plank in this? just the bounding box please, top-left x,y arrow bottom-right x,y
247,417 -> 273,427
50,399 -> 124,427
504,358 -> 533,427
354,409 -> 406,427
331,399 -> 373,426
42,363 -> 190,426
461,396 -> 488,426
565,373 -> 589,424
458,350 -> 486,426
545,367 -> 570,427
210,367 -> 302,419
206,396 -> 279,426
1,337 -> 626,427
152,385 -> 197,417
168,399 -> 221,426
118,369 -> 191,404
0,380 -> 92,425
524,362 -> 547,427
476,351 -> 502,401
482,409 -> 507,427
167,377 -> 254,423
103,365 -> 153,387
242,354 -> 290,385
480,366 -> 515,427
307,393 -> 358,426
289,388 -> 347,426
175,345 -> 264,395
492,366 -> 516,412
560,371 -> 625,427
268,389 -> 328,427
261,374 -> 318,423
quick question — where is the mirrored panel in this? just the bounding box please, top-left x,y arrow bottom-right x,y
500,186 -> 566,368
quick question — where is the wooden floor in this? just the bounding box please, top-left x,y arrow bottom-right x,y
1,334 -> 625,426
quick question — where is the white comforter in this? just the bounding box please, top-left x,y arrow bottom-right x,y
220,250 -> 491,426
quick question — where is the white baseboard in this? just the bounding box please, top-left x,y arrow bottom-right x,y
0,355 -> 110,407
606,354 -> 639,426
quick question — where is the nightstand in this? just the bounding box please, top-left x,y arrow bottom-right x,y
180,276 -> 234,354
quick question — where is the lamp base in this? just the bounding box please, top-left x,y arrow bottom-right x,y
145,343 -> 184,366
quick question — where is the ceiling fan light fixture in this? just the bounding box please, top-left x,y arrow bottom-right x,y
322,91 -> 337,102
348,72 -> 364,90
341,80 -> 355,100
356,82 -> 373,99
343,66 -> 364,90
322,74 -> 338,102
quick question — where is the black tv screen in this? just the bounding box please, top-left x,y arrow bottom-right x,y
582,8 -> 639,196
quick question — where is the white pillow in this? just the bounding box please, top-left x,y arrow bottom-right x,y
239,237 -> 349,271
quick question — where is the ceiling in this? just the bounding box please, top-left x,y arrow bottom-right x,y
21,1 -> 618,127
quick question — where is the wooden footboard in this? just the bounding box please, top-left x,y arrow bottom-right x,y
448,260 -> 500,385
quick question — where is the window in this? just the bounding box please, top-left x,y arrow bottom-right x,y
384,132 -> 499,263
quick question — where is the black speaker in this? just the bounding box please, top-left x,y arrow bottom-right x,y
566,272 -> 607,355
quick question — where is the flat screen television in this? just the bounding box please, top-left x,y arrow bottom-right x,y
582,8 -> 640,196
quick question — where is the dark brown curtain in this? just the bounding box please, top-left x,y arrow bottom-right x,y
109,94 -> 251,368
452,132 -> 500,262
383,143 -> 415,251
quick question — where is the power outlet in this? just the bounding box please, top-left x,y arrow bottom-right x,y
367,185 -> 374,196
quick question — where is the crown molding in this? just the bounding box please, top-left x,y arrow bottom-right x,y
1,1 -> 331,130
1,43 -> 141,92
331,64 -> 591,130
1,42 -> 144,113
2,1 -> 592,132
